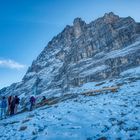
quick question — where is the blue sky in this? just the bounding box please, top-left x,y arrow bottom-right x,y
0,0 -> 140,89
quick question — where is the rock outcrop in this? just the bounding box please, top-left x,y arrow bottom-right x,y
0,12 -> 140,97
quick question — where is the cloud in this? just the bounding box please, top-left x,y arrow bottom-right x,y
0,59 -> 26,70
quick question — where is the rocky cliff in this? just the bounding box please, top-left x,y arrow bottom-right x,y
0,12 -> 140,97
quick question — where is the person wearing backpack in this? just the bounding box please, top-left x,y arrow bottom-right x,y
0,96 -> 7,119
30,96 -> 36,111
10,96 -> 15,115
14,96 -> 20,114
8,96 -> 13,115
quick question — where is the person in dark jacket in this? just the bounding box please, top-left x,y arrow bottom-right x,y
1,96 -> 7,119
30,96 -> 36,111
8,96 -> 12,115
10,96 -> 15,115
14,96 -> 20,114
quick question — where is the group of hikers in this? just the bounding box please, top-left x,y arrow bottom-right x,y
0,95 -> 36,120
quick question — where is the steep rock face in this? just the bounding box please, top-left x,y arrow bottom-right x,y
0,12 -> 140,97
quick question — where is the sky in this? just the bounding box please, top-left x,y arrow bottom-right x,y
0,0 -> 140,89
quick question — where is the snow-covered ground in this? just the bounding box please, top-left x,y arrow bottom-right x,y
0,68 -> 140,140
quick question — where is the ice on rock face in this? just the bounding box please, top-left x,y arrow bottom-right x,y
120,66 -> 140,76
0,12 -> 140,101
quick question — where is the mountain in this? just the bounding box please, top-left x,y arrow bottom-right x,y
0,12 -> 140,98
0,12 -> 140,140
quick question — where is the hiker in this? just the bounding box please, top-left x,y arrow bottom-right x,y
30,96 -> 36,111
10,96 -> 15,115
14,96 -> 20,114
0,96 -> 7,119
8,96 -> 12,115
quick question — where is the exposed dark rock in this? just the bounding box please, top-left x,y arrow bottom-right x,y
0,12 -> 140,98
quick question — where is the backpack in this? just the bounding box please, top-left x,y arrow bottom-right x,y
30,96 -> 35,103
15,98 -> 20,104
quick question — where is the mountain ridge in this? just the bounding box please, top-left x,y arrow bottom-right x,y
0,12 -> 140,99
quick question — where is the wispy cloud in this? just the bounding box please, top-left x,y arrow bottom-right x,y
0,59 -> 26,70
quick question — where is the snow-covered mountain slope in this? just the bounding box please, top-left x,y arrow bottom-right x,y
0,67 -> 139,140
0,12 -> 140,99
0,13 -> 140,139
